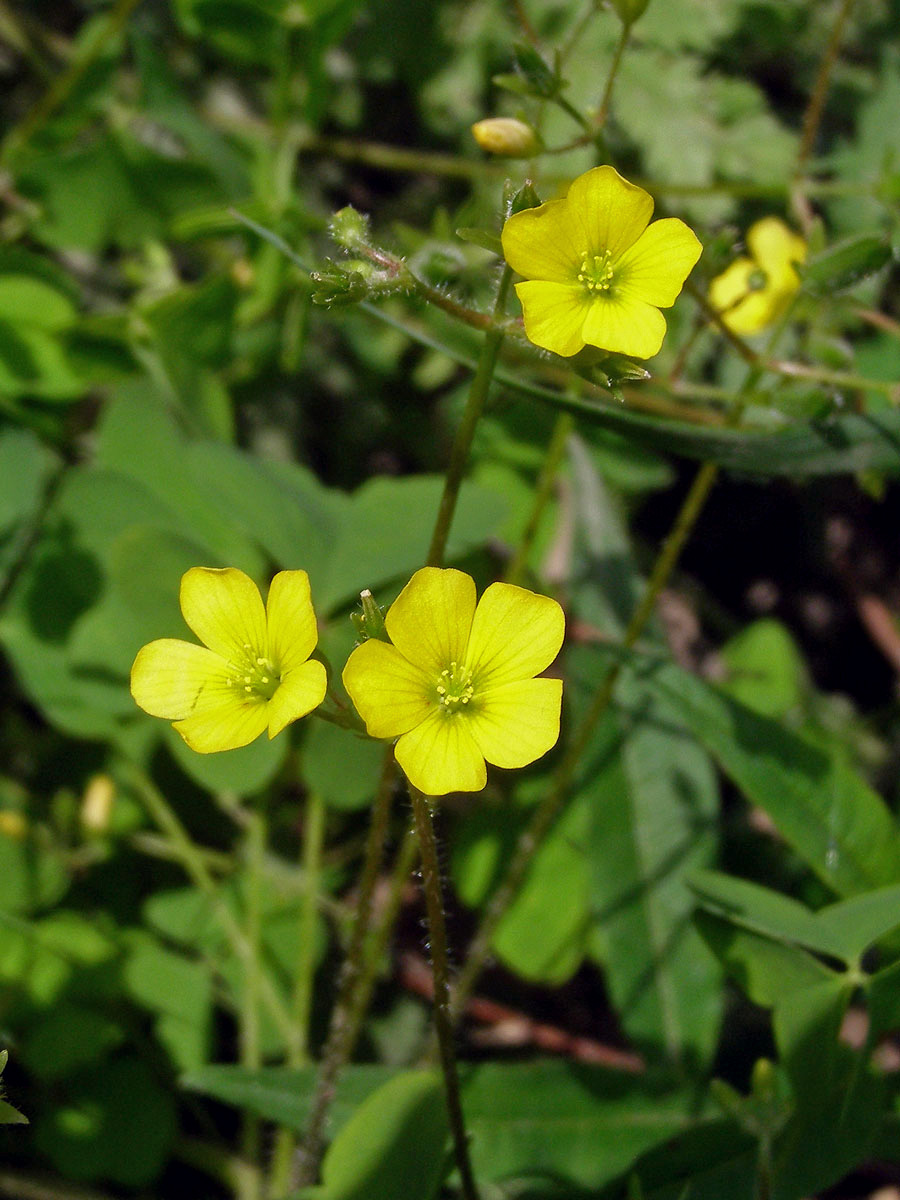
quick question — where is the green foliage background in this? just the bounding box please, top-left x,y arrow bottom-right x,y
2,0 -> 900,1197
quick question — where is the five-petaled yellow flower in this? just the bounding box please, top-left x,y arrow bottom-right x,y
501,164 -> 702,360
130,567 -> 327,753
342,567 -> 565,796
708,217 -> 806,335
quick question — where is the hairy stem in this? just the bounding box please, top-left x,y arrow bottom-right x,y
427,265 -> 513,566
408,789 -> 479,1200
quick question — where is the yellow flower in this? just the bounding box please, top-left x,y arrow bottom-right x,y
342,567 -> 564,796
131,567 -> 327,753
708,217 -> 806,335
500,164 -> 702,359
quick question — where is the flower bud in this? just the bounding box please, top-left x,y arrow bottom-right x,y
350,589 -> 388,642
471,117 -> 540,158
609,0 -> 652,25
329,206 -> 371,252
81,773 -> 116,835
504,179 -> 541,219
310,260 -> 370,307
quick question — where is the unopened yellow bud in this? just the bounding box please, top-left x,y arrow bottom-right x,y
471,118 -> 539,158
80,773 -> 116,834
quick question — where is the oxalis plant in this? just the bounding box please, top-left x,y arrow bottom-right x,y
124,3 -> 898,1197
3,0 -> 900,1199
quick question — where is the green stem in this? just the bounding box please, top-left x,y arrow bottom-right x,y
408,789 -> 479,1200
427,265 -> 513,566
268,789 -> 326,1198
293,790 -> 326,1058
345,827 -> 420,1051
596,20 -> 631,128
238,808 -> 265,1200
796,0 -> 856,171
553,92 -> 595,136
125,766 -> 295,1045
1,0 -> 143,164
505,412 -> 573,586
294,751 -> 397,1187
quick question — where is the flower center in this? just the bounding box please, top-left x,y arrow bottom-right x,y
435,660 -> 475,715
229,644 -> 281,702
577,249 -> 615,294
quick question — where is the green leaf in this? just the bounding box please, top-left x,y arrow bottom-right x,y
694,911 -> 836,1008
620,1118 -> 756,1200
773,978 -> 850,1100
124,935 -> 212,1071
182,1063 -> 399,1132
455,227 -> 502,254
186,1060 -> 695,1193
20,1004 -> 124,1081
689,870 -> 849,960
0,825 -> 69,915
462,1061 -> 691,1191
304,721 -> 387,810
318,1071 -> 448,1200
512,41 -> 559,98
490,789 -> 593,985
0,276 -> 77,332
0,427 -> 57,536
865,956 -> 900,1037
801,234 -> 893,293
33,1056 -> 177,1187
810,883 -> 900,961
770,978 -> 883,1199
0,1099 -> 28,1125
564,439 -> 722,1063
315,474 -> 507,614
600,647 -> 900,896
719,619 -> 806,718
584,678 -> 723,1063
163,714 -> 289,796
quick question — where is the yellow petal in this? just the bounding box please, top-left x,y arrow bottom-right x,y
515,281 -> 591,357
467,677 -> 563,768
565,165 -> 654,262
467,583 -> 565,689
581,292 -> 667,359
267,570 -> 319,675
384,568 -> 476,678
267,659 -> 328,738
615,218 -> 702,307
501,198 -> 582,283
173,700 -> 268,754
394,711 -> 486,795
747,217 -> 806,290
342,638 -> 433,738
180,568 -> 267,663
130,639 -> 231,720
708,258 -> 781,335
